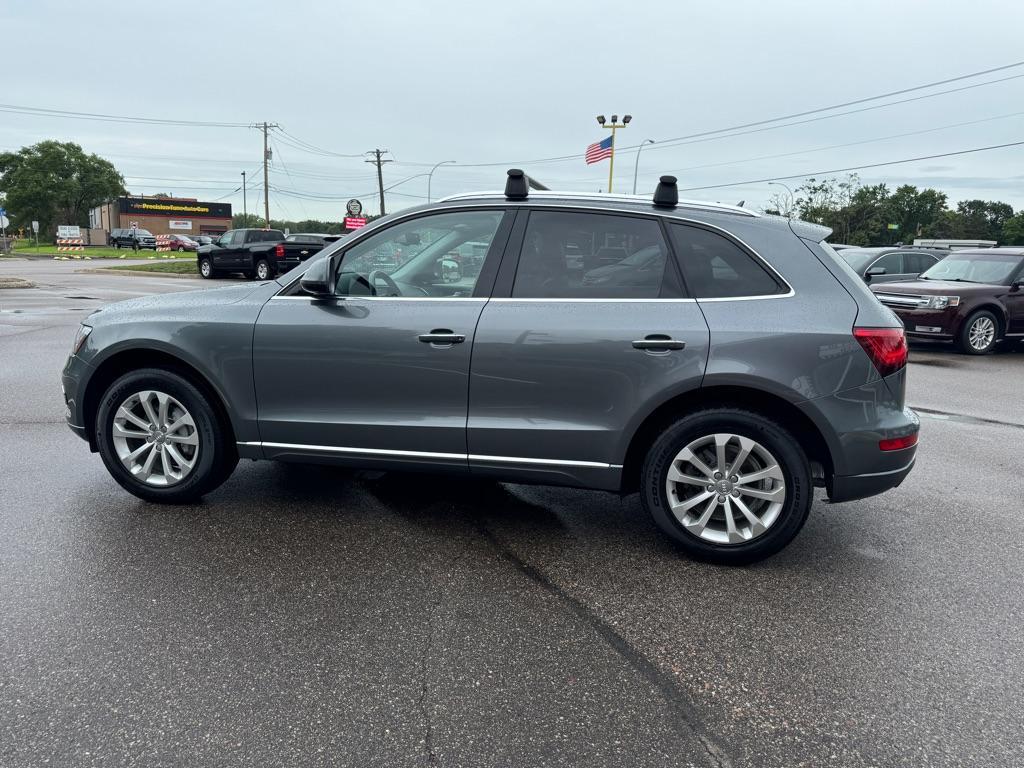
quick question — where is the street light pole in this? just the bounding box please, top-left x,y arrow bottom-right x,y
241,171 -> 247,221
632,139 -> 655,194
427,160 -> 456,203
768,181 -> 795,217
596,114 -> 631,193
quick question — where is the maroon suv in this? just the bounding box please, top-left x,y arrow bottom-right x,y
870,248 -> 1024,354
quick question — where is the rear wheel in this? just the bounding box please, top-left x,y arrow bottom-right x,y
198,257 -> 214,279
641,408 -> 812,565
957,310 -> 998,355
177,245 -> 185,252
255,259 -> 271,280
114,241 -> 121,249
95,369 -> 237,503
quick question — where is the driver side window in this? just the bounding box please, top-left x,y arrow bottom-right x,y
334,211 -> 504,297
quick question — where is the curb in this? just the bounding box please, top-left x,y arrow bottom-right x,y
76,268 -> 203,280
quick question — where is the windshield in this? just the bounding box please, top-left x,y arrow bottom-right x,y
920,253 -> 1022,284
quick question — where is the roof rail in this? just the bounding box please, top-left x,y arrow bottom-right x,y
441,189 -> 758,217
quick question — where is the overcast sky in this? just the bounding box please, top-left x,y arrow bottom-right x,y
3,0 -> 1024,221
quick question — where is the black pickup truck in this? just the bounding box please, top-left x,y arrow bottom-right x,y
197,230 -> 343,280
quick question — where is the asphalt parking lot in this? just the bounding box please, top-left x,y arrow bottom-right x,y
1,258 -> 1022,768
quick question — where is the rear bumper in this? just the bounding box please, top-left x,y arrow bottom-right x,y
828,452 -> 916,503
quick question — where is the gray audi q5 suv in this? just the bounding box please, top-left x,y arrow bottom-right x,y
63,172 -> 919,564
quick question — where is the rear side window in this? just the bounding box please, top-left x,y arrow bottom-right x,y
669,224 -> 785,298
512,211 -> 677,299
870,251 -> 903,275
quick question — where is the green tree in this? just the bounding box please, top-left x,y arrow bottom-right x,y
1000,212 -> 1024,245
0,141 -> 125,238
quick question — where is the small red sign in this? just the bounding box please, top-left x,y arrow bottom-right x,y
344,216 -> 367,230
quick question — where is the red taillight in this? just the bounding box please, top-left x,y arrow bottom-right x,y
853,327 -> 907,377
274,244 -> 285,258
879,434 -> 918,451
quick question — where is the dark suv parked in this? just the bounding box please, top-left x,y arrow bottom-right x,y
871,248 -> 1024,354
109,228 -> 157,249
62,172 -> 919,564
837,247 -> 944,284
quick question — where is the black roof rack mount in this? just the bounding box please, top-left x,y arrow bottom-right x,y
653,175 -> 678,208
505,169 -> 529,200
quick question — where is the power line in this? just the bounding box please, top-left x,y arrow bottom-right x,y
0,103 -> 249,128
664,110 -> 1024,175
678,139 -> 1024,192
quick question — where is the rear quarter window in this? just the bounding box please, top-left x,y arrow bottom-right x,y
669,224 -> 785,299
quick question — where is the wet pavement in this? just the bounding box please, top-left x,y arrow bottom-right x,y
2,258 -> 1022,767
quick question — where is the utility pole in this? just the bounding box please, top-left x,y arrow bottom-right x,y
241,171 -> 247,221
251,121 -> 280,226
365,149 -> 392,216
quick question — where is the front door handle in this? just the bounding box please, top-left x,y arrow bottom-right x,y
632,335 -> 686,351
419,330 -> 466,345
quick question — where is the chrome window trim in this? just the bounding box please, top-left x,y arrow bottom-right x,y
238,441 -> 619,469
488,297 -> 697,304
269,295 -> 487,303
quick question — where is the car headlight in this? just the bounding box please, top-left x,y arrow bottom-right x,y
71,324 -> 92,355
923,295 -> 960,310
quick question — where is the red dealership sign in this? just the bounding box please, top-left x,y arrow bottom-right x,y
344,216 -> 367,229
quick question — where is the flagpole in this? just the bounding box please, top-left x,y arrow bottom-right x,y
595,114 -> 631,194
608,125 -> 616,194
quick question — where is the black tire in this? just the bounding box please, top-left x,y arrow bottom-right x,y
177,245 -> 185,252
95,368 -> 237,504
956,309 -> 999,355
114,241 -> 121,249
198,257 -> 214,279
254,259 -> 271,281
641,408 -> 812,565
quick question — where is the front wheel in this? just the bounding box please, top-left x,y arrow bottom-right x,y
957,310 -> 999,355
641,408 -> 812,565
177,245 -> 185,252
198,257 -> 214,279
95,369 -> 237,503
254,259 -> 271,280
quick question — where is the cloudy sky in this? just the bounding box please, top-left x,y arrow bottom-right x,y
3,0 -> 1024,220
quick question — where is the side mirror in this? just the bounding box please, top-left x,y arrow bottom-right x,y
865,265 -> 886,282
300,258 -> 334,297
439,257 -> 462,283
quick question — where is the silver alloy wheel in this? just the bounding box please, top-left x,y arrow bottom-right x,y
200,259 -> 211,277
112,390 -> 199,487
256,261 -> 269,280
968,316 -> 995,351
665,433 -> 786,545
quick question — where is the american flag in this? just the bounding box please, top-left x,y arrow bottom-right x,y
585,135 -> 613,165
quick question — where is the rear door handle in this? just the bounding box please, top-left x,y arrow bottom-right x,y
632,335 -> 686,351
419,330 -> 466,345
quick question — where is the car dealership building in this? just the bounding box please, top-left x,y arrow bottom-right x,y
89,195 -> 233,240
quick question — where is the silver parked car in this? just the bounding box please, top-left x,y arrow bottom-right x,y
62,172 -> 919,564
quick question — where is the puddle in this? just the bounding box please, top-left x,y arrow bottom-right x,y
63,295 -> 101,300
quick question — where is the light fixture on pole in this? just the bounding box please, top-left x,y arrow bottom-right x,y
768,181 -> 795,217
632,139 -> 654,194
596,113 -> 631,193
427,160 -> 456,203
